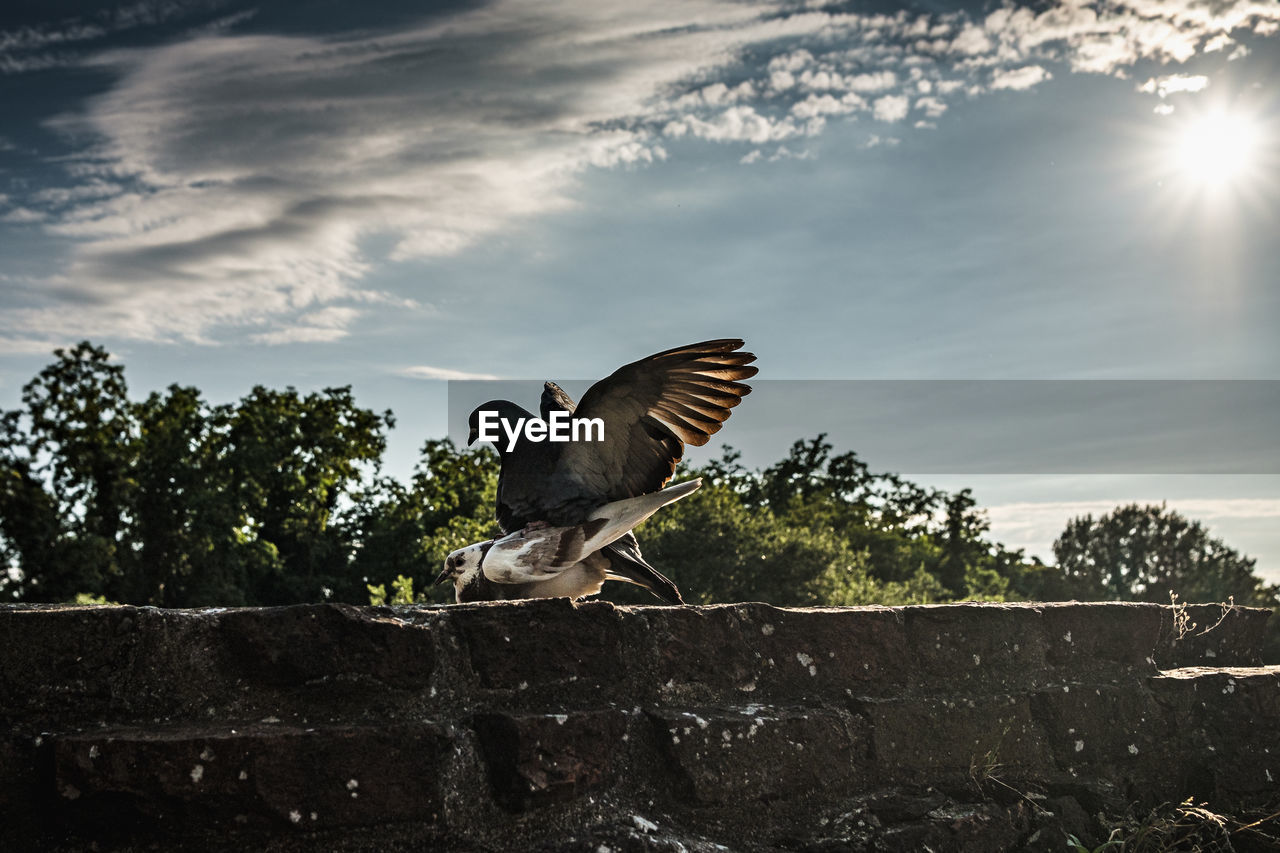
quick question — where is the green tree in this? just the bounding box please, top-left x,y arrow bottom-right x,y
346,439 -> 499,604
0,343 -> 132,601
0,343 -> 396,607
1052,503 -> 1276,606
220,385 -> 393,604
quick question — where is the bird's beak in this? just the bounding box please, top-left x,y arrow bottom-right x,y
433,567 -> 452,586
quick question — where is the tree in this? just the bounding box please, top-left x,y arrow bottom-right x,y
0,343 -> 396,607
218,385 -> 393,604
0,343 -> 133,601
344,439 -> 500,604
1052,503 -> 1277,607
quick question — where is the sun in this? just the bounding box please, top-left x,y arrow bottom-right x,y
1170,109 -> 1262,189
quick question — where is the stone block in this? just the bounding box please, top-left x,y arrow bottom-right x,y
1040,603 -> 1162,673
649,707 -> 866,804
448,599 -> 626,694
1151,666 -> 1280,800
217,604 -> 436,691
1153,605 -> 1270,668
1029,683 -> 1178,797
901,604 -> 1049,694
635,604 -> 911,705
53,723 -> 448,832
865,694 -> 1050,782
473,710 -> 627,811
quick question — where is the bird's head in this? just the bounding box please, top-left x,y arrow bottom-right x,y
467,400 -> 532,449
435,540 -> 492,600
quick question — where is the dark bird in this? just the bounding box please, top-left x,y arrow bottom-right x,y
435,479 -> 702,602
460,338 -> 757,604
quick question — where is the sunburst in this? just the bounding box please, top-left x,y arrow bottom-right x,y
1171,109 -> 1262,189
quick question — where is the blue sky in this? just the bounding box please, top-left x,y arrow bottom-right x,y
2,0 -> 1278,578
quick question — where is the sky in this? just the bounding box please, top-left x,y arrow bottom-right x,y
1,0 -> 1278,579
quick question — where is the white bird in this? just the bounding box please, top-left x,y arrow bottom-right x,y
435,479 -> 701,603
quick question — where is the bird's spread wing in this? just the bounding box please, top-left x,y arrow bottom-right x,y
549,339 -> 756,507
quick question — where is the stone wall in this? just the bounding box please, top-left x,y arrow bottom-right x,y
1,600 -> 1276,851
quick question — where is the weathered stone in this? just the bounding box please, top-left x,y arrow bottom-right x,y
1151,665 -> 1280,801
0,605 -> 213,726
448,598 -> 625,693
1029,683 -> 1180,800
1154,604 -> 1270,668
901,604 -> 1050,694
0,604 -> 438,730
865,694 -> 1051,783
0,734 -> 48,841
649,707 -> 866,804
217,604 -> 436,691
1040,603 -> 1162,673
473,710 -> 627,810
635,603 -> 912,705
0,601 -> 1274,852
53,723 -> 448,832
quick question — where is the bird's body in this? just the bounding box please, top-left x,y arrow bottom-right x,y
451,338 -> 757,604
438,479 -> 703,603
448,550 -> 614,603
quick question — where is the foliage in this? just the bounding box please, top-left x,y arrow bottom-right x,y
1054,503 -> 1280,661
1054,503 -> 1275,606
367,574 -> 426,606
0,343 -> 394,606
1072,797 -> 1280,852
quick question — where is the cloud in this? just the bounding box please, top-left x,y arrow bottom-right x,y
790,92 -> 865,120
5,0 -> 1280,348
987,498 -> 1280,561
396,365 -> 501,381
872,94 -> 910,123
1138,73 -> 1209,98
0,207 -> 46,224
863,134 -> 900,149
248,305 -> 362,346
665,105 -> 805,143
250,326 -> 351,346
0,0 -> 227,74
991,65 -> 1051,91
31,181 -> 123,206
914,96 -> 948,119
741,145 -> 814,164
0,335 -> 74,356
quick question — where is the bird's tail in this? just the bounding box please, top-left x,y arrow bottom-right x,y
577,479 -> 701,556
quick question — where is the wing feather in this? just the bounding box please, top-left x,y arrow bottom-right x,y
547,339 -> 756,507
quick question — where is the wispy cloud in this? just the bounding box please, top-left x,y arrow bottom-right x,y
248,306 -> 362,346
397,365 -> 501,382
4,0 -> 1278,348
0,0 -> 228,74
0,207 -> 46,224
990,65 -> 1051,91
